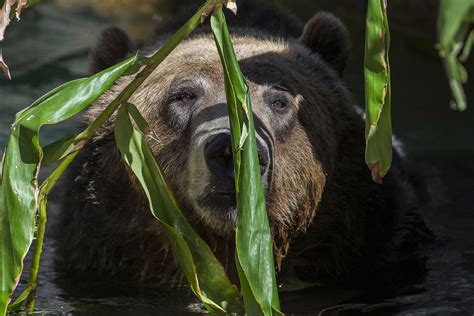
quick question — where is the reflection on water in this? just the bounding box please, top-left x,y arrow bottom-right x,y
2,0 -> 474,314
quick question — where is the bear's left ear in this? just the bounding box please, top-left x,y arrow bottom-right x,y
300,12 -> 350,76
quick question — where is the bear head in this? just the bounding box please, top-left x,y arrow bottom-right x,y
85,12 -> 352,260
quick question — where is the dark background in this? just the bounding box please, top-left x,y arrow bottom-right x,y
1,0 -> 473,314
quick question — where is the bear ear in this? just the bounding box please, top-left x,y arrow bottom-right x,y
90,27 -> 137,73
300,12 -> 350,76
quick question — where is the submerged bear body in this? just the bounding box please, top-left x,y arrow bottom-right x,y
57,3 -> 430,286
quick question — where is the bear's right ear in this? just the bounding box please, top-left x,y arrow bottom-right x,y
90,27 -> 137,73
300,12 -> 350,76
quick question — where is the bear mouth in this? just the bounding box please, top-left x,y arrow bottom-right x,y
196,190 -> 238,231
191,164 -> 273,233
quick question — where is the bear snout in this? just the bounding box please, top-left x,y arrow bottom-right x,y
204,132 -> 270,180
189,130 -> 273,232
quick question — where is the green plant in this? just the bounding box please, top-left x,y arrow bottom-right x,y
364,0 -> 392,183
211,7 -> 280,314
437,0 -> 474,111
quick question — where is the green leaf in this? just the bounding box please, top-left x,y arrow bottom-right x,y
438,0 -> 473,48
42,134 -> 81,166
126,103 -> 150,134
364,0 -> 392,183
114,104 -> 243,314
460,30 -> 474,62
437,0 -> 474,110
0,55 -> 137,314
211,7 -> 281,315
238,124 -> 248,151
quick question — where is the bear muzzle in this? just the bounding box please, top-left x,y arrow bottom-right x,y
195,130 -> 273,228
205,132 -> 270,179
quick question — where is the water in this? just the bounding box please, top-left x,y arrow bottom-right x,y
1,1 -> 474,314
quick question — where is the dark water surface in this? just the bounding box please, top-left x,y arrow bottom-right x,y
1,1 -> 474,314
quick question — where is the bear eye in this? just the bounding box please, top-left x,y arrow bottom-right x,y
172,92 -> 196,104
271,99 -> 287,109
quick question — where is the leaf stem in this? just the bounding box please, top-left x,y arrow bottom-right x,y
7,152 -> 78,313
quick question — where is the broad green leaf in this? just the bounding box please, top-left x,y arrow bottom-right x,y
0,55 -> 137,314
437,0 -> 474,111
211,7 -> 280,315
364,0 -> 392,183
114,104 -> 242,313
235,252 -> 263,314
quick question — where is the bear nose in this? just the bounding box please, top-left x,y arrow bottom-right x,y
205,133 -> 269,177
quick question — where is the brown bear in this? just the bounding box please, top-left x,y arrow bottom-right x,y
57,1 -> 430,288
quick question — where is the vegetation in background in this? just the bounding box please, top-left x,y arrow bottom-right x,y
437,0 -> 474,111
0,0 -> 472,314
0,0 -> 40,78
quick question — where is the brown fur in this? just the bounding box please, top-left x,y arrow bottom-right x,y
57,6 -> 430,287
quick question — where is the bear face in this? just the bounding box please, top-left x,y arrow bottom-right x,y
58,6 -> 429,285
85,13 -> 351,250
